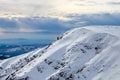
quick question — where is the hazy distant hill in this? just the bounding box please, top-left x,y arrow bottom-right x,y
0,39 -> 53,59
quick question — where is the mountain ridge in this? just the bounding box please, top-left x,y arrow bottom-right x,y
0,26 -> 120,80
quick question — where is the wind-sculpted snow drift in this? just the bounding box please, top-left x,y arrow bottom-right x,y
0,26 -> 120,80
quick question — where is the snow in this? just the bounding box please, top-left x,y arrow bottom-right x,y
0,26 -> 120,80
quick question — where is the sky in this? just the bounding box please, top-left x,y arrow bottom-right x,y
0,0 -> 120,40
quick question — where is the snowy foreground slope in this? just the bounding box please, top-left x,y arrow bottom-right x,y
0,26 -> 120,80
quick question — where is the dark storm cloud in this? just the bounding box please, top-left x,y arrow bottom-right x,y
0,18 -> 17,28
17,17 -> 69,33
66,13 -> 120,27
0,17 -> 70,35
0,13 -> 120,36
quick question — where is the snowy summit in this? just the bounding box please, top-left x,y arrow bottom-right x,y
0,26 -> 120,80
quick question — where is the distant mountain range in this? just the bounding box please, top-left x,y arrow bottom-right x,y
0,39 -> 53,59
0,38 -> 53,45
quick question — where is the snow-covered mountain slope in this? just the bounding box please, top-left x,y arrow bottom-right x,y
0,26 -> 120,80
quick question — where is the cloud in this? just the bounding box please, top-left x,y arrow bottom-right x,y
66,13 -> 120,27
19,28 -> 45,33
0,13 -> 120,39
0,18 -> 17,28
107,2 -> 120,5
0,28 -> 4,36
0,32 -> 3,36
0,0 -> 120,17
0,17 -> 70,35
17,17 -> 68,32
0,13 -> 120,33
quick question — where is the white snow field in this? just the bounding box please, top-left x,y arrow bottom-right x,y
0,26 -> 120,80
